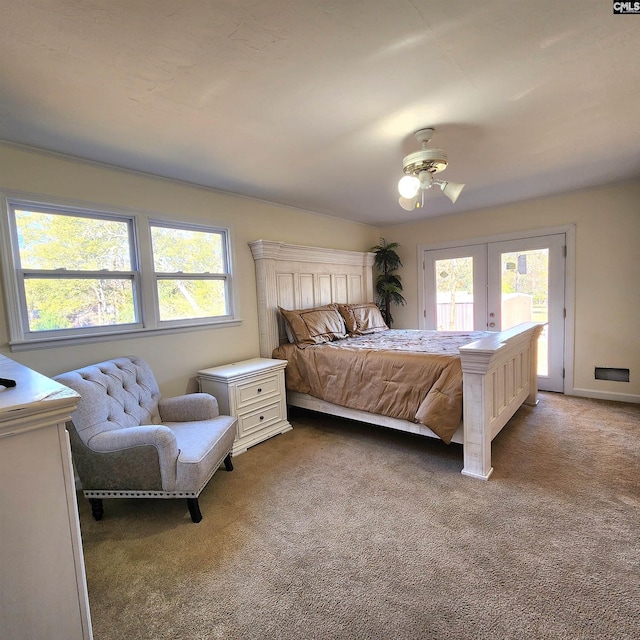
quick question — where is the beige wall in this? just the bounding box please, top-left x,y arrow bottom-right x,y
0,143 -> 379,395
2,143 -> 638,402
384,180 -> 640,401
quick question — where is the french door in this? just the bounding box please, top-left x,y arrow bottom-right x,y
422,233 -> 566,392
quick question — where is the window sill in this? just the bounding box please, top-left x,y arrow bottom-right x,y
9,318 -> 243,352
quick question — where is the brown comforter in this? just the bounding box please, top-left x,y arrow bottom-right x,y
273,329 -> 491,444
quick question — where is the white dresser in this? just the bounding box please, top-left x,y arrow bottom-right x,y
0,355 -> 92,640
198,357 -> 291,455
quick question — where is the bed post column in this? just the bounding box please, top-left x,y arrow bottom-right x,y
460,323 -> 543,479
459,350 -> 494,480
249,240 -> 282,358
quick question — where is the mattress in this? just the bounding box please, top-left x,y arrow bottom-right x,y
273,329 -> 491,443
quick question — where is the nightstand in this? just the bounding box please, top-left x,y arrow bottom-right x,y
198,357 -> 292,455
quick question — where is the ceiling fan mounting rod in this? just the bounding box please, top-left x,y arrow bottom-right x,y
414,128 -> 435,146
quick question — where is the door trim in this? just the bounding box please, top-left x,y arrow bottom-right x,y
417,224 -> 575,395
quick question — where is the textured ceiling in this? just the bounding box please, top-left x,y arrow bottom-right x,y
1,1 -> 639,226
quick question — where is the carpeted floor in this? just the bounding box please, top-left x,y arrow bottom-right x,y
78,392 -> 640,640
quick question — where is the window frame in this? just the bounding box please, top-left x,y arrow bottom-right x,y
148,219 -> 235,328
0,193 -> 239,351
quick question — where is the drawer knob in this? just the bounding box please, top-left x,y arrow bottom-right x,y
257,388 -> 262,393
259,415 -> 264,421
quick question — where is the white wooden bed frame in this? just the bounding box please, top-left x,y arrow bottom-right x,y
250,239 -> 543,480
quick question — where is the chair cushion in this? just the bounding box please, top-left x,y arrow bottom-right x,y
167,416 -> 237,493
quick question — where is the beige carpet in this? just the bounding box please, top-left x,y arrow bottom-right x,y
78,392 -> 640,640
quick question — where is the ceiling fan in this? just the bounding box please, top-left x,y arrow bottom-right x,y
398,128 -> 465,211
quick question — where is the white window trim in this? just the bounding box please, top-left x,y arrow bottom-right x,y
0,191 -> 241,351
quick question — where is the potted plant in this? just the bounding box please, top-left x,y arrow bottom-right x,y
370,238 -> 406,326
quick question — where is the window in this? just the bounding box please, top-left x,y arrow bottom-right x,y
10,206 -> 139,335
1,196 -> 236,348
150,222 -> 231,324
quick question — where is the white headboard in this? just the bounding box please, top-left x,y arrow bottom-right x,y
249,240 -> 375,357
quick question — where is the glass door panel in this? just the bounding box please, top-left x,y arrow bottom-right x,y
435,257 -> 474,330
422,245 -> 486,331
498,248 -> 549,376
488,234 -> 565,392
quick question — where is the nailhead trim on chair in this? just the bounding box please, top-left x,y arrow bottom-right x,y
81,445 -> 233,500
84,490 -> 200,499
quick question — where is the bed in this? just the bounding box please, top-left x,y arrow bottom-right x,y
249,239 -> 543,480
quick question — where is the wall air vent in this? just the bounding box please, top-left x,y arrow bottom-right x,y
594,367 -> 630,382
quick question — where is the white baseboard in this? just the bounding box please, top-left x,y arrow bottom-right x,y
567,387 -> 640,404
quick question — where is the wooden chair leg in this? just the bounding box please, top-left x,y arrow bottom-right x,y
89,498 -> 104,521
187,498 -> 202,523
224,453 -> 234,472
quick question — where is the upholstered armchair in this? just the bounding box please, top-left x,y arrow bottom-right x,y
54,356 -> 237,523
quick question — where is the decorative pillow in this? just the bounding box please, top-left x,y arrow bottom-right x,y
338,302 -> 389,335
283,320 -> 297,344
278,304 -> 347,347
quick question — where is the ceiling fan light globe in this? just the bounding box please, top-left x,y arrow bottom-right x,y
398,196 -> 417,211
441,181 -> 465,204
398,175 -> 420,198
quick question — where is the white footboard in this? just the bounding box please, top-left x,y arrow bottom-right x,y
459,322 -> 543,480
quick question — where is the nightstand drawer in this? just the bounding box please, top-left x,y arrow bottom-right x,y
238,401 -> 283,438
197,358 -> 291,456
236,373 -> 280,409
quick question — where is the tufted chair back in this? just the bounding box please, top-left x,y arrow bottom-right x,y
60,356 -> 163,445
